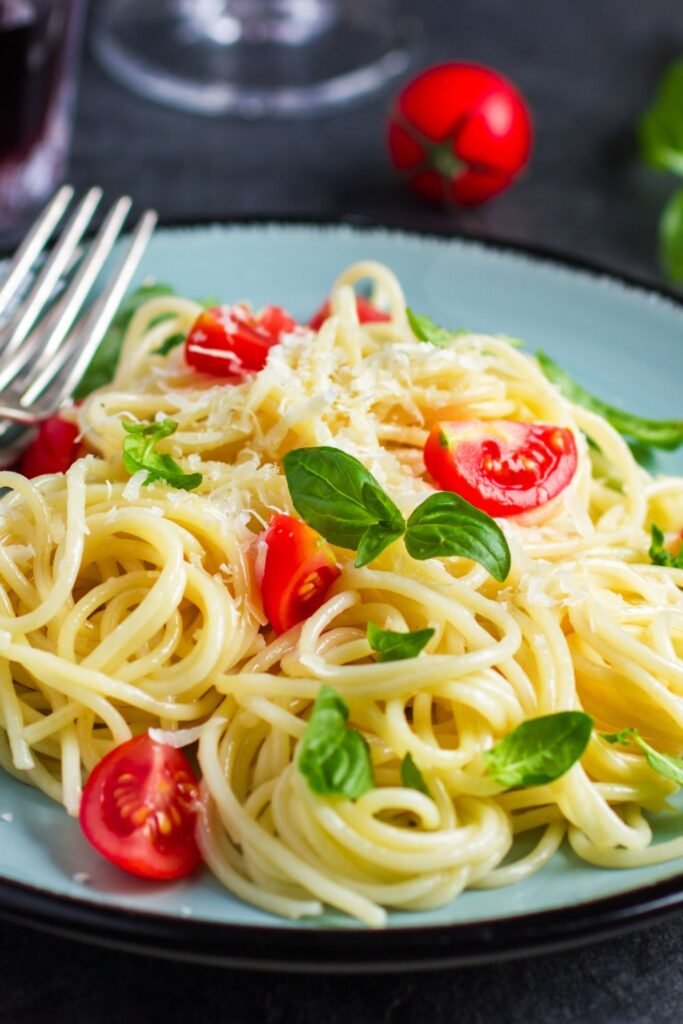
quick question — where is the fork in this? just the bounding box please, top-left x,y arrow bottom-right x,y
0,185 -> 157,463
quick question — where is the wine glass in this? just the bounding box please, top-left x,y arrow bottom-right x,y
0,0 -> 86,239
92,0 -> 420,118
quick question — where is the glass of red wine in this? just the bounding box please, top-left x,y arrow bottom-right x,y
0,0 -> 86,238
92,0 -> 419,118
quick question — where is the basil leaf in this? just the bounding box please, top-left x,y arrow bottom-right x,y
537,350 -> 683,451
75,283 -> 176,399
484,711 -> 593,788
282,449 -> 511,578
153,333 -> 185,357
407,308 -> 455,347
355,523 -> 405,568
401,753 -> 429,795
298,685 -> 374,799
649,524 -> 683,569
660,188 -> 683,283
282,447 -> 405,552
638,60 -> 683,176
404,492 -> 511,582
603,727 -> 683,787
122,419 -> 203,492
367,622 -> 434,663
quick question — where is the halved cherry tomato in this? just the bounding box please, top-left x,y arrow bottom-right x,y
309,295 -> 391,331
260,513 -> 341,634
424,419 -> 577,517
18,415 -> 81,478
388,63 -> 533,206
79,734 -> 202,881
185,303 -> 299,377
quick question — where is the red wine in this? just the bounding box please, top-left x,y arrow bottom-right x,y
0,0 -> 74,164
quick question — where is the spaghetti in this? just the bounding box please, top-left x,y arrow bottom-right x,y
0,260 -> 682,927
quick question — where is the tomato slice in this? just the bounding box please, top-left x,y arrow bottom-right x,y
424,419 -> 578,517
260,513 -> 341,634
79,734 -> 202,881
18,415 -> 81,478
309,295 -> 391,331
185,303 -> 298,377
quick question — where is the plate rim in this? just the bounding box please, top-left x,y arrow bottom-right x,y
2,213 -> 683,970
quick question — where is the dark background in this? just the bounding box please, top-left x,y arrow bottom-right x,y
4,0 -> 683,1021
69,0 -> 683,286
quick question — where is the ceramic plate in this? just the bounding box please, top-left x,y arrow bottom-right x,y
1,221 -> 682,970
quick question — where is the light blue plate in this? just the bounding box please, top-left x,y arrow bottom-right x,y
1,222 -> 682,968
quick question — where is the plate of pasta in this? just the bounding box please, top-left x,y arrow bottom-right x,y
1,220 -> 683,969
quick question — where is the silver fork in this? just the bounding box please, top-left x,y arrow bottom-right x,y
0,186 -> 157,462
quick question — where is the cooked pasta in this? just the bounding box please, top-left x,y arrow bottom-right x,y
0,259 -> 682,927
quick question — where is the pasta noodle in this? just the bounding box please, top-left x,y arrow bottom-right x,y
0,260 -> 682,927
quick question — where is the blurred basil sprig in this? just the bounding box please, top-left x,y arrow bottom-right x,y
639,60 -> 683,283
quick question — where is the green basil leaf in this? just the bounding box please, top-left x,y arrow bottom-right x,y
601,728 -> 633,745
355,523 -> 405,568
298,685 -> 374,799
401,753 -> 430,795
484,711 -> 593,788
282,446 -> 405,551
367,622 -> 435,662
537,350 -> 683,451
660,188 -> 683,283
649,524 -> 683,569
122,419 -> 203,492
153,332 -> 185,357
75,283 -> 177,399
406,308 -> 455,347
628,441 -> 658,471
638,60 -> 683,176
603,727 -> 683,787
404,492 -> 511,582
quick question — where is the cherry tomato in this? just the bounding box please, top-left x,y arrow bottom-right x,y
388,63 -> 533,206
18,415 -> 81,478
260,513 -> 341,634
424,420 -> 577,517
79,734 -> 202,881
185,303 -> 299,377
309,296 -> 391,331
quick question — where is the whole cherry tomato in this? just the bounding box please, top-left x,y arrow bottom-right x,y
388,63 -> 533,206
185,304 -> 299,377
259,513 -> 341,634
309,296 -> 391,331
424,419 -> 577,517
80,734 -> 202,881
18,415 -> 81,478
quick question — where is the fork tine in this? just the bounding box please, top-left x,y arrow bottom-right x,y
20,208 -> 158,412
0,185 -> 74,321
0,186 -> 102,362
7,195 -> 133,399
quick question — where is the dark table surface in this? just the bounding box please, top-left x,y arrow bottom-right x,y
4,1 -> 683,1021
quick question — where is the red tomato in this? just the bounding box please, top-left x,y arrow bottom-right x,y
18,416 -> 81,478
79,734 -> 202,881
260,513 -> 341,634
424,420 -> 577,517
388,63 -> 533,206
185,303 -> 298,377
309,296 -> 391,331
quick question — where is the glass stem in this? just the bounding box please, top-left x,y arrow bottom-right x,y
176,0 -> 337,46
